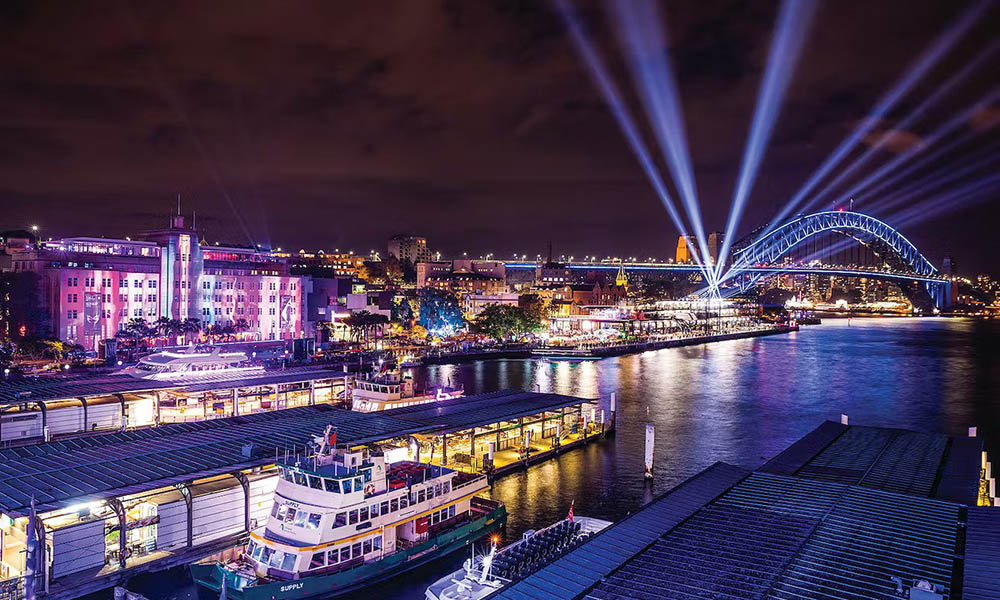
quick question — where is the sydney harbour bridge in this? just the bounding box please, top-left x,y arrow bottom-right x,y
505,210 -> 951,309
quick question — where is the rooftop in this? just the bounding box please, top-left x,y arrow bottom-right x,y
491,421 -> 994,600
0,405 -> 428,515
383,390 -> 600,434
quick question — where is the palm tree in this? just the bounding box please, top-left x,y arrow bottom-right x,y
182,318 -> 202,343
233,318 -> 250,339
166,319 -> 185,343
42,339 -> 67,362
153,317 -> 172,338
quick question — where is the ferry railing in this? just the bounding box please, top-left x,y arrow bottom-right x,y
0,577 -> 22,600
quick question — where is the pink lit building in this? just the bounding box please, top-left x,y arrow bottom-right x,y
7,216 -> 303,351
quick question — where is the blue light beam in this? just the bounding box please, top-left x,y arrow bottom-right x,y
607,0 -> 715,286
747,0 -> 990,256
803,41 -> 999,212
713,0 -> 818,284
550,0 -> 713,281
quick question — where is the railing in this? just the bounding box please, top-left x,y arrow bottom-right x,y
0,577 -> 22,600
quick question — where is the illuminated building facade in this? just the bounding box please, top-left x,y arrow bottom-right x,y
387,235 -> 433,264
5,215 -> 302,351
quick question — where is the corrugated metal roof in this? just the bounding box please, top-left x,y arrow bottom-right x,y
0,375 -> 176,404
491,462 -> 749,600
935,435 -> 984,505
384,390 -> 600,434
759,420 -> 847,476
177,367 -> 348,392
0,405 -> 428,514
963,507 -> 1000,600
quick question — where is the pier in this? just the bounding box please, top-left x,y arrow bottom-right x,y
0,391 -> 607,599
491,421 -> 997,600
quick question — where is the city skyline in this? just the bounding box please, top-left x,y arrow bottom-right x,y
2,1 -> 998,274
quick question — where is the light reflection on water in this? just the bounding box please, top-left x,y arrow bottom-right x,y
133,318 -> 997,600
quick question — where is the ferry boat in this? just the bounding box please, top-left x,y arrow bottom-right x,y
425,513 -> 611,600
351,372 -> 463,412
190,427 -> 506,600
123,345 -> 263,380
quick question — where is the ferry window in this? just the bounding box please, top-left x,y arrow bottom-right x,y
268,550 -> 284,567
294,510 -> 307,527
362,468 -> 372,483
426,486 -> 434,500
380,501 -> 389,515
359,506 -> 369,522
370,503 -> 379,518
293,472 -> 307,486
449,505 -> 455,518
417,489 -> 426,503
327,549 -> 339,564
349,510 -> 358,525
246,541 -> 256,557
309,552 -> 325,570
435,483 -> 442,497
334,512 -> 347,528
431,511 -> 439,525
309,476 -> 323,490
271,504 -> 281,518
280,553 -> 296,572
363,539 -> 372,554
324,479 -> 340,493
252,543 -> 263,560
261,547 -> 275,565
354,478 -> 363,492
283,470 -> 295,483
442,481 -> 450,494
340,547 -> 350,562
351,542 -> 362,558
373,536 -> 382,550
390,499 -> 398,512
307,513 -> 321,529
400,495 -> 408,509
286,507 -> 298,523
276,505 -> 288,521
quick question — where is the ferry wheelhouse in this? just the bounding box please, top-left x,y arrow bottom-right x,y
351,372 -> 463,412
191,428 -> 506,599
124,346 -> 262,380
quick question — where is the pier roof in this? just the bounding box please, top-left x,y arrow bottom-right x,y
0,405 -> 427,514
759,420 -> 983,504
0,366 -> 348,405
0,374 -> 175,404
491,421 -> 992,600
383,390 -> 600,434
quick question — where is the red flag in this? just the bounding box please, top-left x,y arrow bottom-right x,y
328,430 -> 337,447
567,500 -> 574,523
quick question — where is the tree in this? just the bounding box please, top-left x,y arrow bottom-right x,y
42,340 -> 67,361
472,304 -> 543,343
0,341 -> 16,370
182,318 -> 202,342
417,289 -> 464,337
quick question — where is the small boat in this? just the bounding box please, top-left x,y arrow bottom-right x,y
351,371 -> 463,412
425,512 -> 611,600
122,345 -> 263,380
191,426 -> 506,600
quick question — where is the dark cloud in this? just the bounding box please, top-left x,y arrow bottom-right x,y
0,0 -> 997,274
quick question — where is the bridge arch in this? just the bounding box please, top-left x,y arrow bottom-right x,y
732,211 -> 937,276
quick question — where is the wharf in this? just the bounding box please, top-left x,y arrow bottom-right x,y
490,421 -> 997,600
0,390 -> 608,600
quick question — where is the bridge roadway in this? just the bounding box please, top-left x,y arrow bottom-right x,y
504,261 -> 948,284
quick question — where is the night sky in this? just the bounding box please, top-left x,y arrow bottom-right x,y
1,1 -> 997,273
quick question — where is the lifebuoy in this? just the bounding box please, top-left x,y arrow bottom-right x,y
364,483 -> 375,495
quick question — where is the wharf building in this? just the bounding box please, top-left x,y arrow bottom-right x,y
492,421 -> 999,600
3,215 -> 303,352
0,389 -> 607,599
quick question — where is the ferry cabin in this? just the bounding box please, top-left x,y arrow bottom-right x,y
351,376 -> 461,412
243,446 -> 488,580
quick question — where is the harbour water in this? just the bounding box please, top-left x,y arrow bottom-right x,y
130,317 -> 998,600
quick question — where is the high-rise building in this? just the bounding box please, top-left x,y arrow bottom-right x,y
387,235 -> 433,264
707,231 -> 724,266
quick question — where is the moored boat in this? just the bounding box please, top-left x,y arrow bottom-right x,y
123,345 -> 263,380
351,371 -> 463,412
425,513 -> 611,600
190,427 -> 505,600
